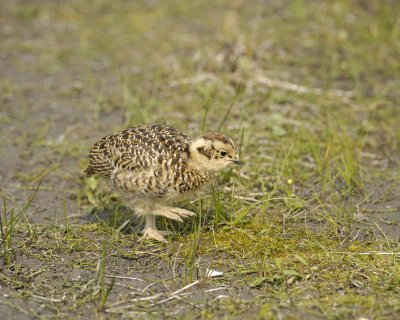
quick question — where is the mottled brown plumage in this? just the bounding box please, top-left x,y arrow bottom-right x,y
84,124 -> 241,242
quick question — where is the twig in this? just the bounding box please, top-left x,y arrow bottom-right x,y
331,252 -> 399,255
106,293 -> 163,312
31,294 -> 64,302
256,76 -> 354,98
233,195 -> 259,203
105,275 -> 144,282
168,73 -> 218,87
152,295 -> 178,306
205,286 -> 230,293
170,280 -> 200,296
141,282 -> 156,293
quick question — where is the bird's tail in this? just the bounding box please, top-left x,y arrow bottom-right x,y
81,166 -> 96,179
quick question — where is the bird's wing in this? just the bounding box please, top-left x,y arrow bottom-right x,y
86,125 -> 190,176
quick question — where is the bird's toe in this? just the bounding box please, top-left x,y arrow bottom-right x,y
154,208 -> 184,222
142,228 -> 167,243
170,207 -> 196,218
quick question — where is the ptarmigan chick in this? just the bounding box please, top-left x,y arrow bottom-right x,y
84,124 -> 241,242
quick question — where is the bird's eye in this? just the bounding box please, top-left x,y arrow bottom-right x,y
220,151 -> 227,157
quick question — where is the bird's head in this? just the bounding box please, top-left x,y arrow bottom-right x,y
189,132 -> 242,171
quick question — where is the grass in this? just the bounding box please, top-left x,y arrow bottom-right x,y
1,221 -> 399,318
0,0 -> 399,319
0,180 -> 42,265
95,242 -> 115,312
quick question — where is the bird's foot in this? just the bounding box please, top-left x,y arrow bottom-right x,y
154,207 -> 195,222
169,207 -> 196,218
141,228 -> 172,243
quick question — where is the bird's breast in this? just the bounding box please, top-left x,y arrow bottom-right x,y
110,162 -> 210,200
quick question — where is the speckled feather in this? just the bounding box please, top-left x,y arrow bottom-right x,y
84,125 -> 210,199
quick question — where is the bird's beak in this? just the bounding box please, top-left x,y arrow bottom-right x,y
231,155 -> 243,165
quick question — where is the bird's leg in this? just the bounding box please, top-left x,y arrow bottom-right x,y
141,214 -> 172,243
154,206 -> 196,221
140,205 -> 194,242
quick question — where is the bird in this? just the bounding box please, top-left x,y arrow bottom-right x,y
83,124 -> 241,242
